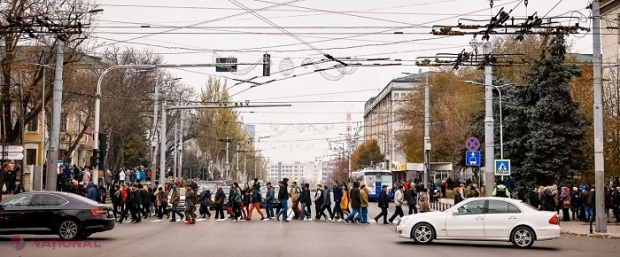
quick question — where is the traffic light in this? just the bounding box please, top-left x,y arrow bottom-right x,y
98,133 -> 108,167
262,53 -> 270,76
92,149 -> 100,167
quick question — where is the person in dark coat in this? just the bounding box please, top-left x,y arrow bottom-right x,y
344,181 -> 361,224
276,178 -> 289,222
374,185 -> 390,224
199,186 -> 212,218
214,185 -> 226,220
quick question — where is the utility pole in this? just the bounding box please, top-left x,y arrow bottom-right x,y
483,42 -> 495,196
592,0 -> 607,233
423,71 -> 431,189
159,101 -> 167,183
46,40 -> 64,192
150,76 -> 159,186
179,108 -> 184,180
236,144 -> 240,181
243,152 -> 247,182
173,114 -> 178,180
226,137 -> 230,180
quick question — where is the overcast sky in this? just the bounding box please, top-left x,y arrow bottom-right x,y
91,0 -> 592,164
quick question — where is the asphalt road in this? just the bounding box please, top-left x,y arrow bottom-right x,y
0,207 -> 618,257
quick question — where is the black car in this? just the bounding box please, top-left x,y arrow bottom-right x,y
0,192 -> 115,240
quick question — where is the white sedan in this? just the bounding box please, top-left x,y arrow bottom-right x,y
395,197 -> 561,248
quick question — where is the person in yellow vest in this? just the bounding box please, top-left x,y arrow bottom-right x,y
359,184 -> 369,224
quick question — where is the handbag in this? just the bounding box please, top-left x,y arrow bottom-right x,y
562,200 -> 570,206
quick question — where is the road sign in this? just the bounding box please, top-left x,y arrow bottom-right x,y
465,151 -> 481,166
1,145 -> 24,152
0,152 -> 24,160
494,159 -> 511,176
215,57 -> 238,72
465,137 -> 481,151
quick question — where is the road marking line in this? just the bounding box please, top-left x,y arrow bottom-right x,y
151,220 -> 163,222
196,218 -> 206,222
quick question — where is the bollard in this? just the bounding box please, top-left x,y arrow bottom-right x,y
589,218 -> 593,234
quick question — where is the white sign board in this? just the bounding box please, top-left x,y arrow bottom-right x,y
0,152 -> 24,160
1,145 -> 24,152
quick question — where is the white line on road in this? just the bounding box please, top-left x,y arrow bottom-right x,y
196,218 -> 206,222
151,220 -> 163,222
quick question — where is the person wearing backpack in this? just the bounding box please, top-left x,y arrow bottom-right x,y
157,187 -> 169,219
492,180 -> 511,198
248,179 -> 266,220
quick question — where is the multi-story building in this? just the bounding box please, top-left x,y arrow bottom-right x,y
363,70 -> 428,170
267,161 -> 319,184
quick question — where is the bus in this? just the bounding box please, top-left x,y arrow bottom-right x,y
351,169 -> 394,201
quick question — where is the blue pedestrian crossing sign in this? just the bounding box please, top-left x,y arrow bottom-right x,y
465,151 -> 481,166
494,159 -> 511,176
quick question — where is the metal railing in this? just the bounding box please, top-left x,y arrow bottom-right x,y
429,201 -> 453,211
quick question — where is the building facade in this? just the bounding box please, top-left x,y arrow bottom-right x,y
363,70 -> 427,170
267,161 -> 319,184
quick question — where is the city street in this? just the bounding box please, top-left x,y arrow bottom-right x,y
1,207 -> 618,256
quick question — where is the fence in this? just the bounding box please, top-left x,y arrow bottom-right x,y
429,200 -> 453,211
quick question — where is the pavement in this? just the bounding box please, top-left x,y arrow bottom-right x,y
0,206 -> 618,257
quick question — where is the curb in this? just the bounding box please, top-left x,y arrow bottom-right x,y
561,231 -> 620,239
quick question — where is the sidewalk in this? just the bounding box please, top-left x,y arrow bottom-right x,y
560,221 -> 620,239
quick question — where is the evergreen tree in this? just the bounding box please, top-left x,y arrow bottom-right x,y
515,34 -> 587,186
464,34 -> 587,187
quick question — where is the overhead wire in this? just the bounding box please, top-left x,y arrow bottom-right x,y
93,0 -> 305,49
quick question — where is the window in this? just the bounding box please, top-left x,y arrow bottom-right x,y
457,199 -> 486,215
27,115 -> 38,132
2,194 -> 33,207
32,194 -> 68,206
60,112 -> 68,132
26,149 -> 36,165
487,200 -> 521,214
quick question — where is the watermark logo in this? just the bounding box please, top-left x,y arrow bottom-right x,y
9,235 -> 102,251
10,235 -> 26,251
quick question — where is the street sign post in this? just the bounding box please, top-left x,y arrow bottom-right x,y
0,145 -> 25,160
494,159 -> 511,176
0,152 -> 24,160
1,145 -> 24,152
465,151 -> 481,166
465,137 -> 481,151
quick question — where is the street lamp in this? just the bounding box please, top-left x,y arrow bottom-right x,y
464,81 -> 513,177
92,64 -> 156,183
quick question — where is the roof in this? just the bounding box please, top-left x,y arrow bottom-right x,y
602,0 -> 620,15
364,72 -> 429,117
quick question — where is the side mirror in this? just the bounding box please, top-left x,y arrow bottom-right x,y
452,210 -> 459,216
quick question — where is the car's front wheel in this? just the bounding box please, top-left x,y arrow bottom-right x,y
511,226 -> 535,248
411,223 -> 434,244
57,219 -> 81,240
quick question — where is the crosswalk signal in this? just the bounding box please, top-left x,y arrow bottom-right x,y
263,53 -> 270,76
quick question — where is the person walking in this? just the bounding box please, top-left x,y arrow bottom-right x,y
264,182 -> 275,220
332,181 -> 343,220
405,185 -> 418,214
199,186 -> 212,218
359,184 -> 369,224
276,178 -> 290,222
313,184 -> 325,221
214,185 -> 226,221
388,185 -> 405,224
185,185 -> 197,224
248,179 -> 266,221
374,185 -> 390,224
320,184 -> 334,221
290,181 -> 302,219
419,188 -> 431,213
344,181 -> 361,224
232,183 -> 244,221
169,182 -> 184,222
